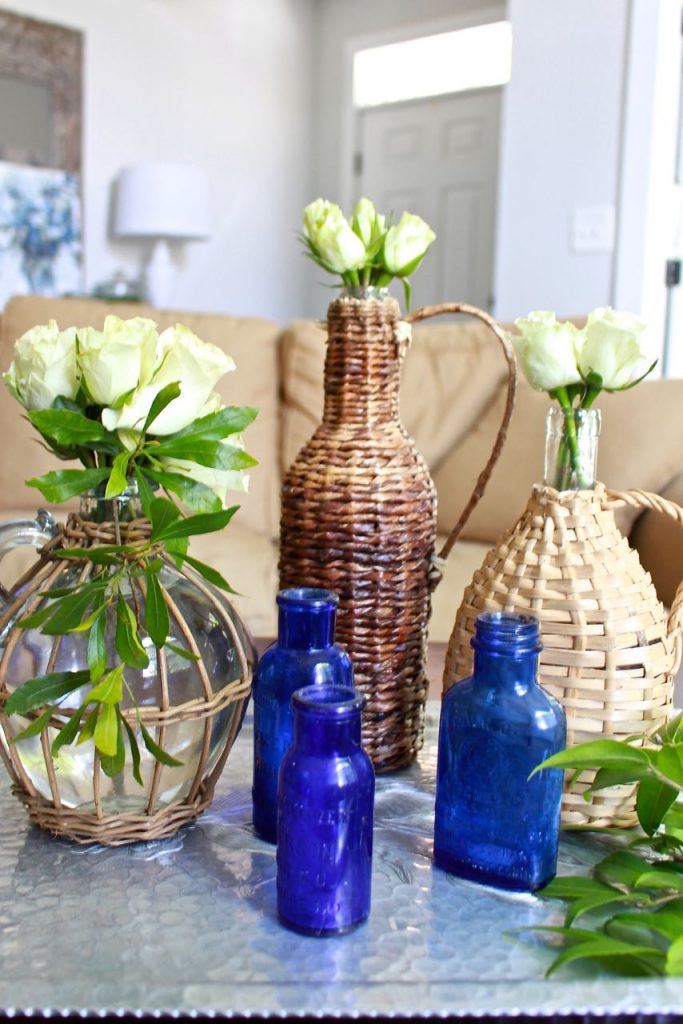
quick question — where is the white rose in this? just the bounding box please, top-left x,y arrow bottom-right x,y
160,435 -> 249,506
510,312 -> 583,392
383,212 -> 436,275
102,324 -> 235,436
303,198 -> 366,273
78,316 -> 159,407
4,320 -> 80,411
351,197 -> 385,248
579,307 -> 651,390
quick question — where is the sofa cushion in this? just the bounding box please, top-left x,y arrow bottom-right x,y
0,296 -> 281,539
433,377 -> 683,544
279,314 -> 508,475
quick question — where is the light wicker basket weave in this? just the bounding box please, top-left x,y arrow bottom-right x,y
0,513 -> 253,845
443,484 -> 683,827
279,295 -> 516,772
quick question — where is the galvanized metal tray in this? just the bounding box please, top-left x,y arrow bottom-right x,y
0,704 -> 681,1019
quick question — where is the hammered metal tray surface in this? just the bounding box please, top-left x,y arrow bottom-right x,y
1,704 -> 681,1019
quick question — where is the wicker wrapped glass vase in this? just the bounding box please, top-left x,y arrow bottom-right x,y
279,291 -> 516,772
444,483 -> 683,827
0,491 -> 254,845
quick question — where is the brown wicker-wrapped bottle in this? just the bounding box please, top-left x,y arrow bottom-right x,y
279,291 -> 436,772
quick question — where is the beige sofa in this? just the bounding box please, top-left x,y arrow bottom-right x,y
0,295 -> 681,646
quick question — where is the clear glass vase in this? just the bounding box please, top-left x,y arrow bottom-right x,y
0,485 -> 254,827
544,406 -> 601,491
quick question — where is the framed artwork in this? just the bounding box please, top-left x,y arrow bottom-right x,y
0,162 -> 82,306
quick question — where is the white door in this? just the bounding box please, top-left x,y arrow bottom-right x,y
356,88 -> 501,312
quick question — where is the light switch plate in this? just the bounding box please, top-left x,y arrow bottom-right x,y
571,204 -> 615,252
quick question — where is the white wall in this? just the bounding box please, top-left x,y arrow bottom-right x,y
493,0 -> 628,321
4,0 -> 316,322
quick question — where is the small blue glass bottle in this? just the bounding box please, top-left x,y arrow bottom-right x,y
277,684 -> 375,936
434,612 -> 566,892
252,587 -> 352,842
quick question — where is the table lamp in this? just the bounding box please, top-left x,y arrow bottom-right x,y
114,161 -> 210,308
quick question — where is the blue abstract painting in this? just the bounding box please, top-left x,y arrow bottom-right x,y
0,162 -> 82,306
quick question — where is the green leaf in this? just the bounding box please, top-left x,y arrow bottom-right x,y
18,603 -> 59,629
87,606 -> 107,682
665,934 -> 683,975
115,595 -> 149,670
145,569 -> 169,647
586,765 -> 650,792
139,721 -> 183,767
94,701 -> 118,758
39,588 -> 96,636
153,438 -> 256,472
565,891 -> 643,926
28,408 -> 112,448
656,713 -> 683,744
77,705 -> 99,745
635,871 -> 683,893
655,744 -> 683,787
149,496 -> 181,538
141,381 -> 181,434
608,907 -> 683,944
11,706 -> 55,742
160,405 -> 258,443
541,876 -> 621,900
120,711 -> 143,786
595,851 -> 656,888
165,641 -> 200,661
105,451 -> 132,499
134,466 -> 156,517
181,553 -> 237,593
530,739 -> 651,779
545,935 -> 665,977
4,670 -> 90,715
53,545 -> 129,566
154,506 -> 238,542
87,664 -> 124,705
636,776 -> 679,836
26,467 -> 110,503
165,537 -> 189,566
146,468 -> 222,513
51,706 -> 85,756
100,716 -> 125,777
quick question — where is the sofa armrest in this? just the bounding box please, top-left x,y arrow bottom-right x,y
630,472 -> 683,608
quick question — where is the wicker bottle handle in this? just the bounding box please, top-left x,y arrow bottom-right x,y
605,488 -> 683,642
405,302 -> 517,563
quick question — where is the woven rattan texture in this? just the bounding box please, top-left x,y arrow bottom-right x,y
279,296 -> 437,771
443,484 -> 683,827
0,514 -> 252,845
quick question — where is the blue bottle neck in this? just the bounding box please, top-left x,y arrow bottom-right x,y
473,648 -> 538,689
293,708 -> 362,753
278,605 -> 336,650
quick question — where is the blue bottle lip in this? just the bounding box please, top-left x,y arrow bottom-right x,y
292,684 -> 365,718
472,611 -> 542,654
277,587 -> 339,610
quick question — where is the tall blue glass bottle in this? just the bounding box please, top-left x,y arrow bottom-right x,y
434,612 -> 566,892
252,587 -> 352,842
277,684 -> 375,935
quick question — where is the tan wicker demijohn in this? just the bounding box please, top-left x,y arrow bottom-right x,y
279,292 -> 516,772
444,483 -> 683,827
0,494 -> 254,845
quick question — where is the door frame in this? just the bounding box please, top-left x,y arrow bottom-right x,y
338,5 -> 506,216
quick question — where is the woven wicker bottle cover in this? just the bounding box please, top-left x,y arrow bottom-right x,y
279,293 -> 515,772
444,485 -> 683,827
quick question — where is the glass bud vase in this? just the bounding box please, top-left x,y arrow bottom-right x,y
544,406 -> 601,491
277,684 -> 375,936
434,612 -> 566,892
252,587 -> 352,842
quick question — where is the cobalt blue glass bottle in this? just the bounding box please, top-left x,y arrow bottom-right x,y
434,612 -> 566,892
277,684 -> 375,936
252,587 -> 352,842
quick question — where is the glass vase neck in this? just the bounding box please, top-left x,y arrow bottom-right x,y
471,612 -> 541,686
277,588 -> 338,650
340,285 -> 389,302
79,480 -> 143,525
544,406 -> 601,491
291,685 -> 365,752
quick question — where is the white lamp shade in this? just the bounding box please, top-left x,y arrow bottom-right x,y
114,162 -> 210,239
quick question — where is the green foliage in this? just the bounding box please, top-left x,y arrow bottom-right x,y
5,398 -> 258,780
524,719 -> 683,977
